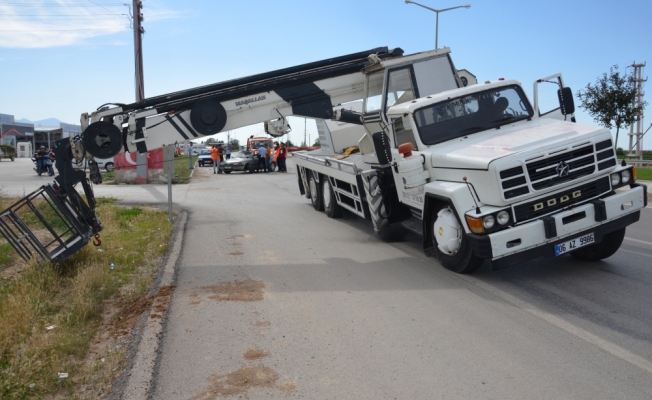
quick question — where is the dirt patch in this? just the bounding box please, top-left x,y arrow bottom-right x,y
113,285 -> 177,336
191,365 -> 295,399
243,349 -> 269,360
252,320 -> 270,327
202,280 -> 265,302
228,251 -> 243,256
227,234 -> 252,239
279,381 -> 297,393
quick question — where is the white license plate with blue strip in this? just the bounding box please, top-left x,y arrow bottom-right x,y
554,232 -> 595,256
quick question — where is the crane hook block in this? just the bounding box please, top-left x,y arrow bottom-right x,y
190,98 -> 227,135
82,121 -> 123,159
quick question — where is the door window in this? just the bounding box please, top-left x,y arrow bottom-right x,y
385,68 -> 415,111
364,72 -> 384,113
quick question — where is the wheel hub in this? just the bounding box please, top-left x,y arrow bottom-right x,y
433,207 -> 462,255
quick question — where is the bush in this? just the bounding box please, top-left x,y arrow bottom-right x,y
0,144 -> 16,154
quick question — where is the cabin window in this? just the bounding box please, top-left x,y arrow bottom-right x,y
385,68 -> 415,111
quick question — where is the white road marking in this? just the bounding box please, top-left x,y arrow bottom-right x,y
625,237 -> 652,246
620,248 -> 652,257
646,206 -> 652,209
458,274 -> 652,376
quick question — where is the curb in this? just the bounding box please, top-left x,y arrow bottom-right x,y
120,211 -> 187,400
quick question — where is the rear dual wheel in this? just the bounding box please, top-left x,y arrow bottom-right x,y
309,173 -> 323,211
322,178 -> 342,218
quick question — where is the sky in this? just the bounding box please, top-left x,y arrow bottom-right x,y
0,0 -> 650,149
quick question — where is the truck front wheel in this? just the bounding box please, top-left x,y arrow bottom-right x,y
431,207 -> 483,274
570,227 -> 626,261
309,173 -> 324,211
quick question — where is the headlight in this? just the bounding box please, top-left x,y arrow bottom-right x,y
483,215 -> 495,229
610,173 -> 621,186
497,210 -> 510,225
621,169 -> 631,184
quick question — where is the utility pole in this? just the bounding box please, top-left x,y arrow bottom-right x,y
133,0 -> 145,102
132,0 -> 147,182
627,62 -> 646,160
303,118 -> 307,147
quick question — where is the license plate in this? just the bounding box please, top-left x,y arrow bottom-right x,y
554,232 -> 595,256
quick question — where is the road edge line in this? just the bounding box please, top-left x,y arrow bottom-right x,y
461,275 -> 652,376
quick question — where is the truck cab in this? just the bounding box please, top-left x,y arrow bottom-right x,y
375,77 -> 645,273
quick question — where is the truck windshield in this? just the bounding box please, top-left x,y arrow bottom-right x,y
414,85 -> 533,145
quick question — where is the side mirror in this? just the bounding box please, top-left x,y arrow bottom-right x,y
557,87 -> 575,115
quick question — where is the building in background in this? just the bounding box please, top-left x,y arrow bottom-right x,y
0,113 -> 81,153
0,113 -> 34,154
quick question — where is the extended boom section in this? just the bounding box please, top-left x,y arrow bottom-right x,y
81,47 -> 404,158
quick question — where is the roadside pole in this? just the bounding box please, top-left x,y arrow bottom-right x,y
188,141 -> 194,170
163,145 -> 175,221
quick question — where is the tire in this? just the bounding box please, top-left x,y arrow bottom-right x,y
570,227 -> 626,261
246,163 -> 254,173
309,172 -> 324,211
10,156 -> 14,161
224,170 -> 232,174
430,206 -> 483,274
322,178 -> 342,218
105,162 -> 114,172
270,161 -> 277,172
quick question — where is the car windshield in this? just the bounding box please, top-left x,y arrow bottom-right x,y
200,149 -> 211,155
414,85 -> 533,145
234,151 -> 251,158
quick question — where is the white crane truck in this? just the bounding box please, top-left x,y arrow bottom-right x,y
1,47 -> 645,274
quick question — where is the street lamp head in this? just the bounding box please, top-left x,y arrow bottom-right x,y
405,0 -> 412,3
463,4 -> 471,8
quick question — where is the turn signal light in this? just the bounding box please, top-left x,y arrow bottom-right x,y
632,166 -> 637,182
465,215 -> 485,234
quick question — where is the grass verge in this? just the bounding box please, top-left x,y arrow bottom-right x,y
636,166 -> 652,181
173,155 -> 198,184
0,196 -> 173,399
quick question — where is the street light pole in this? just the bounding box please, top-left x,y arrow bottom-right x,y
404,1 -> 471,49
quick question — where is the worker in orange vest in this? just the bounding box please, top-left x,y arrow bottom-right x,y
210,145 -> 221,174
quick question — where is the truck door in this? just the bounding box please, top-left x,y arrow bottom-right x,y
533,73 -> 576,122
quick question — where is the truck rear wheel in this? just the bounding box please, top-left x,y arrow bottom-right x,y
323,178 -> 342,218
309,173 -> 324,211
570,227 -> 626,261
431,206 -> 483,274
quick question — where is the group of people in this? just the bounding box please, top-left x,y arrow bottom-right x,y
256,142 -> 287,173
34,145 -> 56,176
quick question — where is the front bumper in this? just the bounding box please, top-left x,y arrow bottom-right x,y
468,183 -> 646,269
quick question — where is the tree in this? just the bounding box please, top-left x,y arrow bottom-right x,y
313,137 -> 321,146
229,139 -> 240,150
285,139 -> 295,147
205,138 -> 216,144
576,65 -> 646,151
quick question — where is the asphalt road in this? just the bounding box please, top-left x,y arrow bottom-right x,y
2,158 -> 652,399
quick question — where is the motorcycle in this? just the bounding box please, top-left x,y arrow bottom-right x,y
32,153 -> 55,176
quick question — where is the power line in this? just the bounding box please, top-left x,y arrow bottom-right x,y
86,0 -> 128,19
0,2 -> 124,6
0,28 -> 127,31
0,13 -> 125,16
